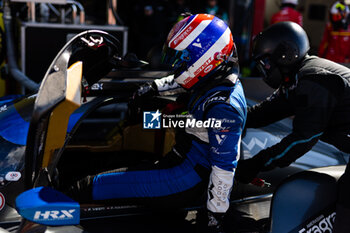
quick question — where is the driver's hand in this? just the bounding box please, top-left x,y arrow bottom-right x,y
135,82 -> 158,98
207,210 -> 226,233
127,82 -> 159,122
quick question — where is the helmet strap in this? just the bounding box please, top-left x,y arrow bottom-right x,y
279,55 -> 304,87
281,69 -> 298,88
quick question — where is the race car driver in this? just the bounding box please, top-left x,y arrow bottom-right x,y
318,1 -> 350,63
68,14 -> 247,232
270,0 -> 303,26
235,22 -> 350,232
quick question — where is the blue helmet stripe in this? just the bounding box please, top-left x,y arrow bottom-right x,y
185,17 -> 228,68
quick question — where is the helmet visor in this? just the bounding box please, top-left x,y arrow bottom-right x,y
161,45 -> 189,76
256,56 -> 283,89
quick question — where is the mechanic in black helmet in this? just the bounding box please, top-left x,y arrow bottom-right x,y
235,22 -> 350,232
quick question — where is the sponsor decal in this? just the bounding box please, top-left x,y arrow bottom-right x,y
0,192 -> 5,211
180,76 -> 190,85
215,134 -> 227,145
202,91 -> 230,110
90,83 -> 104,91
192,38 -> 202,48
214,126 -> 232,133
167,18 -> 188,43
5,171 -> 21,182
80,36 -> 104,48
34,210 -> 76,221
0,105 -> 7,113
204,65 -> 213,73
291,205 -> 336,233
16,187 -> 80,226
207,166 -> 233,212
214,52 -> 226,61
172,25 -> 193,47
82,205 -> 138,213
143,110 -> 162,129
194,57 -> 213,76
205,96 -> 226,106
194,41 -> 214,59
210,147 -> 231,155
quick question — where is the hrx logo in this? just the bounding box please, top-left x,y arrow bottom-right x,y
34,210 -> 75,220
143,110 -> 161,129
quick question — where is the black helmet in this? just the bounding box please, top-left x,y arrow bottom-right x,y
252,22 -> 310,88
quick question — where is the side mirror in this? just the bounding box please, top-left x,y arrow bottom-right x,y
15,187 -> 80,226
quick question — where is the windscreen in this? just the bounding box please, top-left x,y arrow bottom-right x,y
0,95 -> 35,182
0,136 -> 25,178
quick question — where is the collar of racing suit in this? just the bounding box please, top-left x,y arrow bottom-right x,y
187,69 -> 238,112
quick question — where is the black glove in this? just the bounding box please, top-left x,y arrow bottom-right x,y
207,211 -> 226,233
127,82 -> 158,122
235,151 -> 274,184
135,82 -> 158,98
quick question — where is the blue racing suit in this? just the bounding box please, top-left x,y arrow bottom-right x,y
69,74 -> 247,214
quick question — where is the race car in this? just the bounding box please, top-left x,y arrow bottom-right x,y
0,30 -> 347,233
